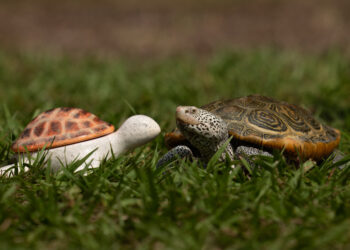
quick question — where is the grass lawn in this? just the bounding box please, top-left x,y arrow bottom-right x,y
0,49 -> 349,249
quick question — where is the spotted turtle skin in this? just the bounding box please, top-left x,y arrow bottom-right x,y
165,95 -> 341,161
12,107 -> 115,153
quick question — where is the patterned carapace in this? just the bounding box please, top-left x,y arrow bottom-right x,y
165,95 -> 341,161
12,107 -> 115,152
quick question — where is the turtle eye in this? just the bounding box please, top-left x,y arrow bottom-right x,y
190,109 -> 196,114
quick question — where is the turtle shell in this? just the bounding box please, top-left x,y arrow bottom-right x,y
12,107 -> 115,153
165,95 -> 341,161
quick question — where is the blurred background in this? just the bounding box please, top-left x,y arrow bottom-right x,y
0,0 -> 349,133
1,0 -> 350,57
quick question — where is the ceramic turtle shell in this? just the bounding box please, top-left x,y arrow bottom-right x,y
12,107 -> 115,153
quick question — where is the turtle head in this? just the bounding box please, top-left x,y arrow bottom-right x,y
116,115 -> 161,152
175,106 -> 229,149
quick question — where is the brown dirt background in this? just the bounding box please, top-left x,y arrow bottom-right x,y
0,0 -> 350,57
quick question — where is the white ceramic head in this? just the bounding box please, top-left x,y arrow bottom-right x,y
115,115 -> 161,152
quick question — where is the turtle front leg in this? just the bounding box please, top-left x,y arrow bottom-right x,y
235,145 -> 272,166
156,145 -> 194,168
235,146 -> 273,158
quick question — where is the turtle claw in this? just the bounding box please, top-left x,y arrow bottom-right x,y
156,145 -> 194,168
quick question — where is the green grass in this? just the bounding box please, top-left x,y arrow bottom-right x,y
0,49 -> 349,249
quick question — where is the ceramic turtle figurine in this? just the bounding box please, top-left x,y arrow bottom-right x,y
1,107 -> 160,176
157,95 -> 341,167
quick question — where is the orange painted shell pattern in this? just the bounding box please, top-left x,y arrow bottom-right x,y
12,107 -> 115,153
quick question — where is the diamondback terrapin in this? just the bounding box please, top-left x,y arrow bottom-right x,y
1,107 -> 160,176
157,95 -> 341,167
